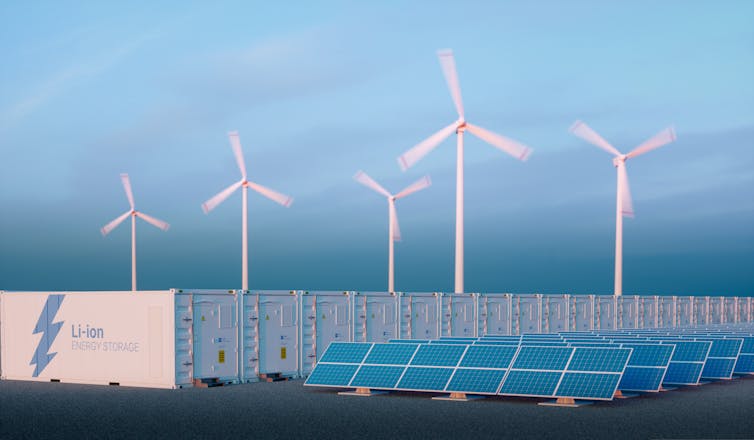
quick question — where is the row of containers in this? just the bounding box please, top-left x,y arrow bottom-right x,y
1,289 -> 752,389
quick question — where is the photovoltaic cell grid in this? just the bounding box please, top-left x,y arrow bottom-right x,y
657,340 -> 711,385
618,344 -> 674,392
692,338 -> 742,379
499,346 -> 632,400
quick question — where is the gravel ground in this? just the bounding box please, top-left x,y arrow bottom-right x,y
1,376 -> 753,440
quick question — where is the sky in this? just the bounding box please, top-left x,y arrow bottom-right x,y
1,1 -> 752,295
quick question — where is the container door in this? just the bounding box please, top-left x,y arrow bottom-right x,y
570,295 -> 594,331
174,295 -> 193,385
259,295 -> 298,376
693,297 -> 709,325
738,298 -> 750,324
544,295 -> 568,333
640,296 -> 658,329
596,296 -> 616,330
515,295 -> 541,334
366,296 -> 396,342
724,298 -> 737,324
411,296 -> 438,339
708,297 -> 723,324
659,297 -> 676,328
676,297 -> 693,327
618,296 -> 638,329
192,296 -> 238,381
315,296 -> 350,360
449,296 -> 476,337
482,295 -> 511,336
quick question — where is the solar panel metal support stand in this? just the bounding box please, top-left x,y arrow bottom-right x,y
613,390 -> 639,399
338,387 -> 388,397
432,392 -> 485,402
658,386 -> 677,392
538,398 -> 594,408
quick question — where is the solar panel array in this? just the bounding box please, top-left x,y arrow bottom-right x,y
307,325 -> 754,405
307,341 -> 631,400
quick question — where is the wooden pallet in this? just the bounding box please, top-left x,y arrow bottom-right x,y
259,373 -> 290,382
193,378 -> 227,388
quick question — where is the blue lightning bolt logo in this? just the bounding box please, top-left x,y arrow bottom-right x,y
30,294 -> 65,377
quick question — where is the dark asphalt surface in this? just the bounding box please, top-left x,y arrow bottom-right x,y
1,376 -> 753,440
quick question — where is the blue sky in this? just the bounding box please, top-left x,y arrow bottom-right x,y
1,1 -> 752,294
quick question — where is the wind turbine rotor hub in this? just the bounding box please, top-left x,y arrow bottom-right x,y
456,120 -> 467,132
612,155 -> 627,167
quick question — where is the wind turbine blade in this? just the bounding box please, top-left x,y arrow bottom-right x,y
569,120 -> 622,157
202,180 -> 243,213
617,163 -> 635,218
397,121 -> 457,171
228,131 -> 247,180
101,210 -> 131,236
437,49 -> 464,120
354,170 -> 391,198
626,126 -> 676,159
246,180 -> 293,207
389,200 -> 401,242
465,123 -> 532,161
120,173 -> 135,210
394,175 -> 431,199
136,212 -> 170,231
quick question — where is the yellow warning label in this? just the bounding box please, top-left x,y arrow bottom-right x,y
265,314 -> 270,320
371,313 -> 375,319
201,316 -> 205,321
218,350 -> 225,364
281,347 -> 287,359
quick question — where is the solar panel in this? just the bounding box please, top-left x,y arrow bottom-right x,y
567,348 -> 631,373
619,367 -> 666,392
499,370 -> 562,397
349,365 -> 405,389
734,354 -> 754,374
363,343 -> 418,365
623,344 -> 674,367
556,373 -> 622,400
459,345 -> 518,369
663,362 -> 704,385
445,369 -> 508,395
409,344 -> 467,367
318,342 -> 373,363
305,363 -> 360,386
702,358 -> 737,379
388,339 -> 429,343
397,367 -> 454,391
511,346 -> 572,370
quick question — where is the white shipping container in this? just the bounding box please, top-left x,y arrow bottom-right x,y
441,293 -> 477,338
300,291 -> 352,376
477,294 -> 512,336
570,295 -> 594,332
693,296 -> 710,325
595,295 -> 617,330
676,296 -> 694,327
723,297 -> 738,324
658,296 -> 676,328
253,291 -> 299,378
398,292 -> 440,339
708,297 -> 724,325
0,289 -> 238,388
739,298 -> 752,323
617,296 -> 639,329
542,295 -> 569,333
639,296 -> 658,329
351,292 -> 398,343
513,294 -> 542,335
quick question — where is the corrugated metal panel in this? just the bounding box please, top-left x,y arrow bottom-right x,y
676,296 -> 694,327
514,294 -> 542,335
659,296 -> 676,328
617,295 -> 639,329
398,292 -> 440,339
300,291 -> 352,376
570,295 -> 594,331
441,293 -> 477,337
595,295 -> 617,330
478,294 -> 512,336
256,290 -> 299,378
542,295 -> 569,333
639,296 -> 658,329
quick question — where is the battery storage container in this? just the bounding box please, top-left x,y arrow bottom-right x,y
441,293 -> 477,337
477,293 -> 513,336
351,291 -> 398,343
0,289 -> 238,388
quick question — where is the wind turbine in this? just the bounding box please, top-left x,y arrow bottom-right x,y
397,49 -> 532,293
101,173 -> 170,291
202,131 -> 293,291
354,171 -> 431,293
569,121 -> 676,296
